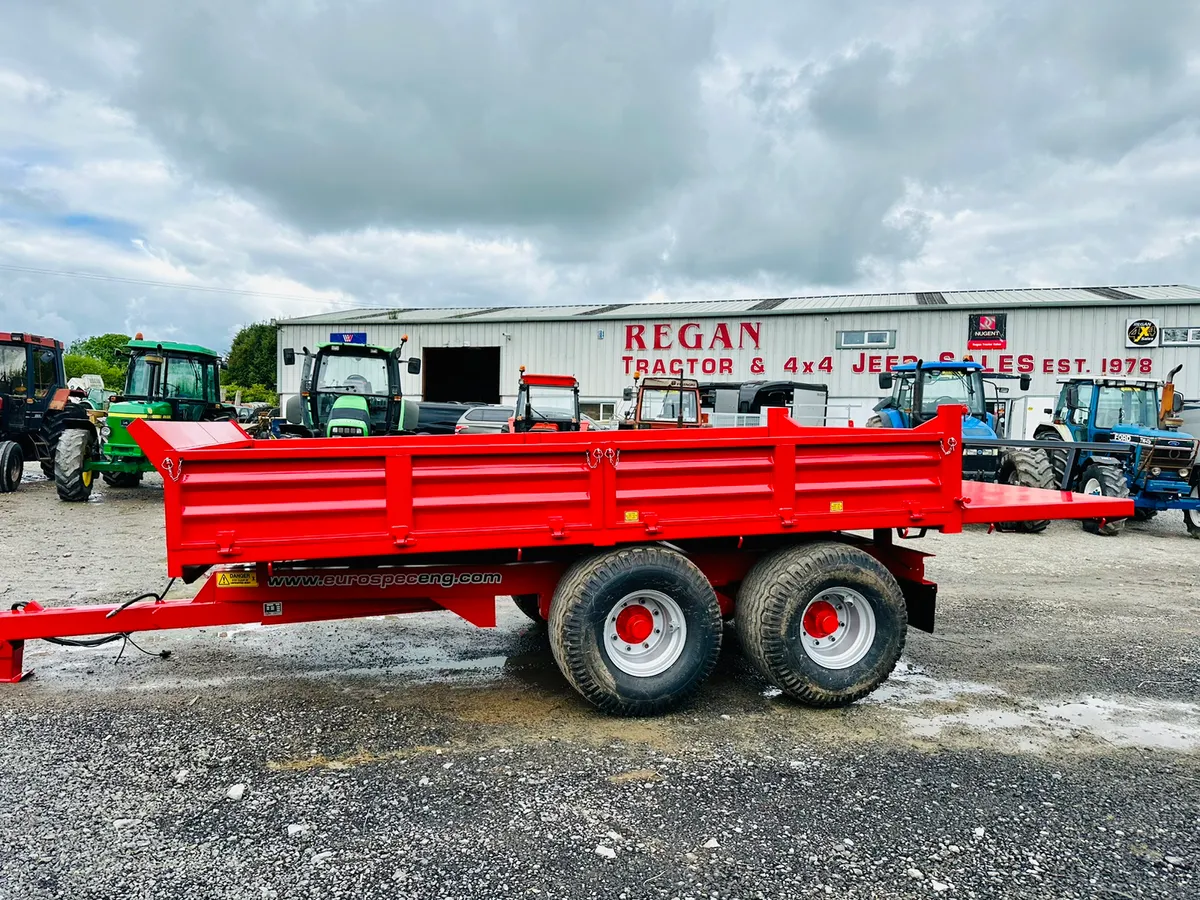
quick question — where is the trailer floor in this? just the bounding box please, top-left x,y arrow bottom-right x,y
2,466 -> 1198,899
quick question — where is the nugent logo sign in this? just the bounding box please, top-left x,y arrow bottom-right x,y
967,313 -> 1007,350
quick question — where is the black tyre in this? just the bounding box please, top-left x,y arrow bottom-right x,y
548,546 -> 722,716
1079,464 -> 1129,536
55,427 -> 97,502
511,594 -> 543,624
864,415 -> 883,428
1035,429 -> 1068,489
736,541 -> 907,707
997,449 -> 1054,533
1132,508 -> 1158,522
0,440 -> 23,493
102,471 -> 143,488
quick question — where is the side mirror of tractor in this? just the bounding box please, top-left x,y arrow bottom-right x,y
1173,393 -> 1185,413
1019,374 -> 1031,391
283,348 -> 296,366
623,387 -> 633,401
878,373 -> 893,389
407,357 -> 421,375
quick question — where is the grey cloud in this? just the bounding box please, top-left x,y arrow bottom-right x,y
106,1 -> 715,234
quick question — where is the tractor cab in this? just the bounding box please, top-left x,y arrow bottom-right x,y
1050,374 -> 1195,488
619,373 -> 704,429
101,338 -> 232,464
875,360 -> 1031,438
52,335 -> 234,502
510,368 -> 583,433
283,336 -> 422,437
0,331 -> 69,491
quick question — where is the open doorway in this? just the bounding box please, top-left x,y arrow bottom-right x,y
422,347 -> 501,403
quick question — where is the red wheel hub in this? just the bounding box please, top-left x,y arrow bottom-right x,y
615,605 -> 655,644
802,600 -> 840,639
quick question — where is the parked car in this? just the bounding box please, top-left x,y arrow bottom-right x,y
455,405 -> 516,434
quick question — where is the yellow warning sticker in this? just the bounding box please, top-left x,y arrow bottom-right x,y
829,501 -> 844,513
624,510 -> 640,523
216,571 -> 258,588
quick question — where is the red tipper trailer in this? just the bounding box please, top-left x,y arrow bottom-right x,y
0,406 -> 1130,715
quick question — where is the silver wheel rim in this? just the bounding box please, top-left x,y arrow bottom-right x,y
602,590 -> 687,677
799,588 -> 876,670
1083,477 -> 1102,495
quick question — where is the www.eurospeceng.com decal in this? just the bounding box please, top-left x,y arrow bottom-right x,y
265,571 -> 504,590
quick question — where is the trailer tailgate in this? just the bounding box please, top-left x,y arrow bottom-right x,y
958,481 -> 1133,523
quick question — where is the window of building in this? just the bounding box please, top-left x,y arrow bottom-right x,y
1161,327 -> 1200,346
836,329 -> 896,349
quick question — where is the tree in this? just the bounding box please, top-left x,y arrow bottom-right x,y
64,354 -> 125,390
226,322 -> 278,390
68,333 -> 132,368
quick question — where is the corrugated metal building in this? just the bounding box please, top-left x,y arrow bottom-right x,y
277,284 -> 1200,426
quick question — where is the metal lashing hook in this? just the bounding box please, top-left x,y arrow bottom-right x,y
585,448 -> 603,470
162,457 -> 184,482
941,437 -> 958,456
606,447 -> 620,468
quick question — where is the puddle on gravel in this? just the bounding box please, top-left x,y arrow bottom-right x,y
904,695 -> 1200,752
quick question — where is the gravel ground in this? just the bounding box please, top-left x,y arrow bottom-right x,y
1,464 -> 1198,899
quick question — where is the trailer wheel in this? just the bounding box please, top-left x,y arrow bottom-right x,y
1079,463 -> 1129,536
548,546 -> 722,716
736,541 -> 906,707
55,427 -> 96,502
511,594 -> 543,624
997,449 -> 1053,533
0,440 -> 23,493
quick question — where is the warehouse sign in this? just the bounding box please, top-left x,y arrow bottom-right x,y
618,317 -> 1161,380
330,332 -> 368,344
1126,319 -> 1159,347
967,313 -> 1007,350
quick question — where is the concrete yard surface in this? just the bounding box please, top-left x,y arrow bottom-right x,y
1,466 -> 1198,899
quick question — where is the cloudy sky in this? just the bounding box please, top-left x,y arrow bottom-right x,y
2,0 -> 1199,353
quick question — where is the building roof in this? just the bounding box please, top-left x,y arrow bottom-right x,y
278,284 -> 1200,326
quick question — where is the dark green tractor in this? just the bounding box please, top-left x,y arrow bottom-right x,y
54,338 -> 234,501
282,337 -> 422,438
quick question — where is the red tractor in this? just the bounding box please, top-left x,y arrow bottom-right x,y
508,368 -> 587,433
0,331 -> 88,492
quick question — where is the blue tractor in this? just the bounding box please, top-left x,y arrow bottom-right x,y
1032,365 -> 1198,538
869,360 -> 1055,533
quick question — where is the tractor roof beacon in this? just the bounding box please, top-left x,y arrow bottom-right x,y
282,336 -> 422,439
0,331 -> 82,493
1033,365 -> 1199,538
53,334 -> 234,502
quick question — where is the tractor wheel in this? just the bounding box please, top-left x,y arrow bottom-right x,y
1133,508 -> 1158,522
511,594 -> 543,624
865,415 -> 883,428
55,427 -> 97,502
736,541 -> 906,707
997,449 -> 1054,533
1036,429 -> 1068,489
102,471 -> 143,488
1079,463 -> 1129,536
548,546 -> 722,716
0,440 -> 23,492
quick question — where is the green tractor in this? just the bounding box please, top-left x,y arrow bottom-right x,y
54,337 -> 233,501
281,337 -> 422,438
